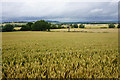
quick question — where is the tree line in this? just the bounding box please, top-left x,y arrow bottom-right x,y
1,20 -> 120,32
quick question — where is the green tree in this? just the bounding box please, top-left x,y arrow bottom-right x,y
2,24 -> 14,32
31,20 -> 51,31
73,24 -> 78,28
108,24 -> 115,28
24,22 -> 33,31
20,22 -> 33,31
70,24 -> 72,26
79,24 -> 85,28
48,23 -> 51,31
26,22 -> 33,27
117,24 -> 120,28
58,25 -> 62,29
51,25 -> 57,29
20,25 -> 31,31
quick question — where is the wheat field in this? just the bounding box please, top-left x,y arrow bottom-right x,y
2,31 -> 118,78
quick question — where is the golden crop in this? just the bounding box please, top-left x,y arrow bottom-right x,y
2,31 -> 118,78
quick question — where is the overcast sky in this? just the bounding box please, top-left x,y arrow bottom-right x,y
1,0 -> 119,22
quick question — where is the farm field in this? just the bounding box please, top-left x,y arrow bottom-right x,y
51,28 -> 118,33
2,30 -> 118,78
84,24 -> 118,29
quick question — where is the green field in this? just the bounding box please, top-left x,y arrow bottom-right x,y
2,31 -> 118,78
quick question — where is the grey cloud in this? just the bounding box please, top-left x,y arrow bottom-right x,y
2,1 -> 118,22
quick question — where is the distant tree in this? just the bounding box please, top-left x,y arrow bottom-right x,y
58,25 -> 62,29
20,22 -> 33,31
2,24 -> 14,32
1,25 -> 4,28
108,24 -> 115,28
67,26 -> 70,32
0,25 -> 2,32
20,25 -> 31,31
26,22 -> 33,27
13,24 -> 21,27
70,24 -> 72,26
71,25 -> 74,28
117,24 -> 120,28
73,24 -> 78,28
51,25 -> 57,29
48,23 -> 51,31
79,24 -> 85,28
31,20 -> 51,31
